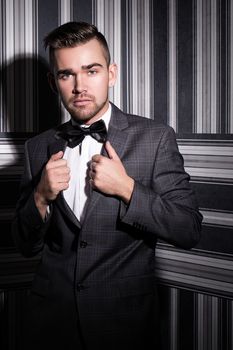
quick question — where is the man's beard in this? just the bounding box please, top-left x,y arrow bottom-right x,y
64,95 -> 108,124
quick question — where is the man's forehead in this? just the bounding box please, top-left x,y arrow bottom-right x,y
53,40 -> 108,66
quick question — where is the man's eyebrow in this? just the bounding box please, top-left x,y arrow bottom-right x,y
56,69 -> 74,76
56,63 -> 104,76
81,63 -> 103,70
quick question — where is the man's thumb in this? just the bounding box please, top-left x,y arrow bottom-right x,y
50,151 -> 64,161
105,141 -> 119,160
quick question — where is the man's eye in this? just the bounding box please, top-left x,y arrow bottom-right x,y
58,74 -> 72,80
88,70 -> 97,75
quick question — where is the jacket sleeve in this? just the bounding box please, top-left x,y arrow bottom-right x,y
120,126 -> 202,249
11,140 -> 52,257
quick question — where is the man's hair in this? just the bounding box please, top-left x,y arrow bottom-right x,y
44,21 -> 111,68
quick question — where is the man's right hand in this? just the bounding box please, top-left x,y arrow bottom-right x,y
34,151 -> 70,219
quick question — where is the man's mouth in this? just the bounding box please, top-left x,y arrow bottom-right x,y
73,99 -> 92,107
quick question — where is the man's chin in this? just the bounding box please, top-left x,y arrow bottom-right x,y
68,106 -> 94,122
69,105 -> 107,124
66,100 -> 108,124
70,111 -> 95,124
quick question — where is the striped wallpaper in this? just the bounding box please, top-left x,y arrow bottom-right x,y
94,0 -> 233,134
0,0 -> 38,132
1,0 -> 232,223
58,0 -> 73,122
1,0 -> 233,133
93,0 -> 122,109
0,1 -> 233,350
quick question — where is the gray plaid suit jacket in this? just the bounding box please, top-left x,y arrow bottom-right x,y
12,103 -> 202,350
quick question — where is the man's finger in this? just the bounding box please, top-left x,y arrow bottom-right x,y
92,154 -> 102,163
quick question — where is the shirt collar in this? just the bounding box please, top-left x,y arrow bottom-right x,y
99,103 -> 111,131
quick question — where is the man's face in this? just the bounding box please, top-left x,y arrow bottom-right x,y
51,39 -> 117,124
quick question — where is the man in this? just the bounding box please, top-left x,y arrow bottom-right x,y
12,22 -> 202,350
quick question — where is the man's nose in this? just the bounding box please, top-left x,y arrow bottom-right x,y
72,74 -> 87,94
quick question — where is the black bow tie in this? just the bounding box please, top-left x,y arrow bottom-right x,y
55,119 -> 107,148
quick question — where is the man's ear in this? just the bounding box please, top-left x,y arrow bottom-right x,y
47,72 -> 58,94
108,63 -> 117,88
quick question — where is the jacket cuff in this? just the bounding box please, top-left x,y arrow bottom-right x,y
119,181 -> 152,232
20,192 -> 52,233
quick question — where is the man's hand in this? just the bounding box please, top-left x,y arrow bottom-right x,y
89,141 -> 134,204
34,151 -> 70,219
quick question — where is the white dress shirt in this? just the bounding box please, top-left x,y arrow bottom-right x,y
63,104 -> 111,223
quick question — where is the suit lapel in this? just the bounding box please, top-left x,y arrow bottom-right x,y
48,137 -> 67,157
82,104 -> 129,225
103,103 -> 129,158
48,132 -> 82,229
56,192 -> 82,229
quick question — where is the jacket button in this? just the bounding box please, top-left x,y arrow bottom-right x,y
77,283 -> 84,292
80,240 -> 88,248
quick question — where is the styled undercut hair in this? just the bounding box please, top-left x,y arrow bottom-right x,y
44,21 -> 111,68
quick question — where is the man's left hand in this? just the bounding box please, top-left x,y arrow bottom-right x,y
89,141 -> 134,204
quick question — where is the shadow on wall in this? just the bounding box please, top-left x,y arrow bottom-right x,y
0,54 -> 61,134
0,55 -> 63,350
0,54 -> 61,249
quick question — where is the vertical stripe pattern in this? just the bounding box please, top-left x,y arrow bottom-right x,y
94,0 -> 154,118
58,0 -> 73,25
93,0 -> 122,108
58,0 -> 73,123
196,294 -> 221,350
194,0 -> 232,134
210,0 -> 218,133
0,0 -> 232,132
170,288 -> 180,350
230,300 -> 233,349
168,0 -> 177,130
125,0 -> 153,118
1,0 -> 37,132
230,0 -> 233,132
196,0 -> 203,133
0,2 -> 233,349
